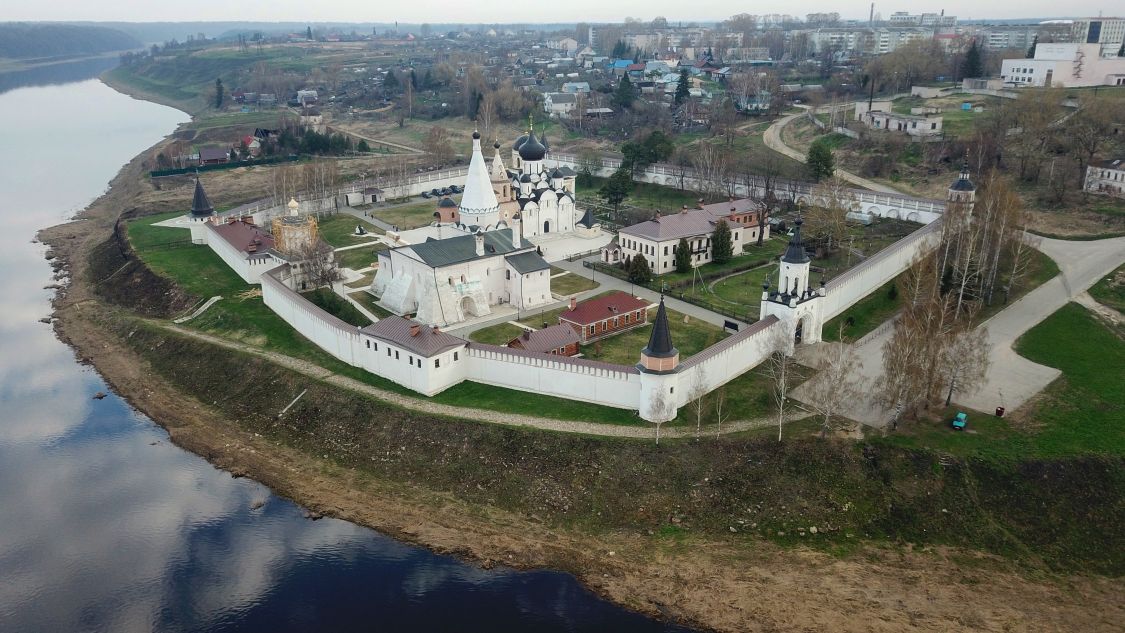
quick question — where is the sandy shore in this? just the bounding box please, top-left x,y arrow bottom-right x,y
33,80 -> 1125,633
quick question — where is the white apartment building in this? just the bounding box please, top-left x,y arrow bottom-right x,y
1070,18 -> 1125,56
1001,43 -> 1125,87
614,200 -> 769,275
1085,158 -> 1125,198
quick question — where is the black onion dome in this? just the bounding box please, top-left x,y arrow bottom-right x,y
518,130 -> 546,161
472,130 -> 481,140
513,134 -> 529,150
493,140 -> 501,149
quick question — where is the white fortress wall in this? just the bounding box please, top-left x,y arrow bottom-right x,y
466,344 -> 643,410
673,316 -> 782,408
203,223 -> 264,284
261,266 -> 361,365
820,219 -> 943,321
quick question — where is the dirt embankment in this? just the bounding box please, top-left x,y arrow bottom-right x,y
38,136 -> 1125,633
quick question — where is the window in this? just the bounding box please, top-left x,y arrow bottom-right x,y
387,348 -> 392,357
408,355 -> 413,365
434,359 -> 440,368
454,351 -> 459,361
373,342 -> 378,352
663,246 -> 668,255
394,350 -> 399,360
366,340 -> 370,349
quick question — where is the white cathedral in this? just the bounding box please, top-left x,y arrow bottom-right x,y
371,126 -> 598,327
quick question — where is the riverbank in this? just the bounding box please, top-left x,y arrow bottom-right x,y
36,85 -> 1124,632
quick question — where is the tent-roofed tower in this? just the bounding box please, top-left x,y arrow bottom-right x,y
639,296 -> 679,373
190,177 -> 214,218
458,130 -> 501,229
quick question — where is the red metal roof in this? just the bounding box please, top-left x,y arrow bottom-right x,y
559,291 -> 649,326
210,220 -> 275,255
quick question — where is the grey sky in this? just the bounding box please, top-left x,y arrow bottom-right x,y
1,0 -> 1116,24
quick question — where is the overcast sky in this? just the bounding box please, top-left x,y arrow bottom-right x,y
1,0 -> 1116,24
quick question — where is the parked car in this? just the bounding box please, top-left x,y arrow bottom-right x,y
430,188 -> 441,196
449,184 -> 462,193
420,191 -> 432,199
440,187 -> 452,196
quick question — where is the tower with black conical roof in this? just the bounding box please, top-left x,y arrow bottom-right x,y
639,296 -> 679,374
638,296 -> 681,423
190,177 -> 214,219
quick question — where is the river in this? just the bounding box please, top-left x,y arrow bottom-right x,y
0,66 -> 690,632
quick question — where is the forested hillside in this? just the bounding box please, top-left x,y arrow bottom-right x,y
0,23 -> 140,59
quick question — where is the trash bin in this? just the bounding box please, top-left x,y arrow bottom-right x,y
995,407 -> 1005,417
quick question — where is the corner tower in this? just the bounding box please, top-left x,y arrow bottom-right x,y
759,217 -> 825,348
638,296 -> 681,423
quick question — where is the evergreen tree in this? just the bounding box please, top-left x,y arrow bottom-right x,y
1027,35 -> 1038,59
306,26 -> 313,40
1119,40 -> 1125,57
711,220 -> 733,264
410,69 -> 419,89
357,139 -> 370,152
613,75 -> 635,109
628,253 -> 652,284
598,167 -> 633,213
422,68 -> 433,88
383,70 -> 400,94
674,237 -> 692,273
674,68 -> 691,106
213,77 -> 224,109
805,140 -> 835,181
961,41 -> 983,79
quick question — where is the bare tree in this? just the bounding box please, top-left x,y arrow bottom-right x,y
687,369 -> 709,439
762,324 -> 796,441
804,177 -> 857,256
713,386 -> 729,438
803,333 -> 864,437
297,241 -> 341,289
648,390 -> 671,445
941,328 -> 991,406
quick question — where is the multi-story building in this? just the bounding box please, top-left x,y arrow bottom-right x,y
612,199 -> 768,275
1085,158 -> 1125,198
1001,42 -> 1125,87
1070,18 -> 1125,56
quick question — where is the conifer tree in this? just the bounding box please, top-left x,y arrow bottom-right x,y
805,140 -> 835,181
961,41 -> 983,78
674,68 -> 690,106
674,237 -> 692,273
711,219 -> 733,264
613,75 -> 635,109
213,78 -> 224,109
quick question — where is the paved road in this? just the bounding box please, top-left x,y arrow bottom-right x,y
763,107 -> 902,194
956,234 -> 1125,412
792,235 -> 1125,426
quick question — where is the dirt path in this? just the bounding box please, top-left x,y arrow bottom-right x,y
163,323 -> 785,439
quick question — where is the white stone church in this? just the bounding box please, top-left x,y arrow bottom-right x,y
373,128 -> 599,326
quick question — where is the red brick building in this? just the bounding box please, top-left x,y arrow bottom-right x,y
559,291 -> 650,343
506,323 -> 580,356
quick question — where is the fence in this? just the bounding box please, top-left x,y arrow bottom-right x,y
150,155 -> 299,178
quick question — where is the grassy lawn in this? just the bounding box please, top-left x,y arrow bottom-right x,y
823,279 -> 901,342
334,243 -> 386,271
317,214 -> 383,247
879,302 -> 1124,461
430,380 -> 646,426
346,290 -> 395,319
371,199 -> 447,230
469,322 -> 526,346
302,288 -> 370,327
582,176 -> 702,213
345,273 -> 374,289
549,267 -> 599,295
582,306 -> 727,365
1088,263 -> 1125,313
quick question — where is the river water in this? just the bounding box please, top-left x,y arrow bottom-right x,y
0,66 -> 689,632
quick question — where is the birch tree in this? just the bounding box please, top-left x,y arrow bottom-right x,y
803,337 -> 864,437
762,324 -> 795,441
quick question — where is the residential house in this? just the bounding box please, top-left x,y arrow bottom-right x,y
558,292 -> 650,344
543,92 -> 579,117
198,146 -> 230,165
861,110 -> 944,136
561,81 -> 591,93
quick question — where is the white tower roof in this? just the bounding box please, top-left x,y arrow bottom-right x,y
459,131 -> 500,222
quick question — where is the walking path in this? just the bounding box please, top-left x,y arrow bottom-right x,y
172,296 -> 221,324
793,235 -> 1125,426
162,323 -> 793,438
763,107 -> 902,194
552,258 -> 746,329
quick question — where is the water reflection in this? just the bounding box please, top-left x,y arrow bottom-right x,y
0,68 -> 690,632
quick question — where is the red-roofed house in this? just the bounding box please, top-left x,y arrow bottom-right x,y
558,291 -> 650,343
507,323 -> 580,355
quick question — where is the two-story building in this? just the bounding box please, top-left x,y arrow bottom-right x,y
559,292 -> 650,344
612,199 -> 768,275
1085,158 -> 1125,197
